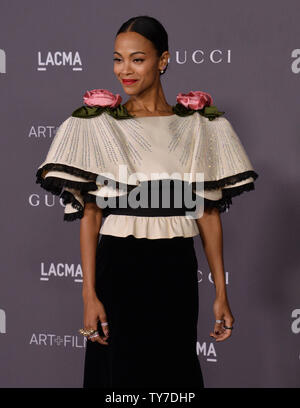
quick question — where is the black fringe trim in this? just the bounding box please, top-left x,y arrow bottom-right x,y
59,190 -> 84,222
36,163 -> 97,183
64,211 -> 84,222
36,163 -> 258,193
36,167 -> 98,198
203,196 -> 232,213
203,181 -> 256,213
38,176 -> 98,197
223,180 -> 255,199
60,190 -> 83,211
36,163 -> 134,192
199,170 -> 259,190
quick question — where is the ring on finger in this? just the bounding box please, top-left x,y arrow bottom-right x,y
79,328 -> 96,337
88,331 -> 100,339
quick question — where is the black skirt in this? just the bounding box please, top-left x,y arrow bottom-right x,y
83,233 -> 204,389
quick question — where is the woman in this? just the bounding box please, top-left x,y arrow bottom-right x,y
35,15 -> 258,388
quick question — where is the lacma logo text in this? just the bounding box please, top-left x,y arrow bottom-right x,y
40,262 -> 83,283
37,51 -> 83,71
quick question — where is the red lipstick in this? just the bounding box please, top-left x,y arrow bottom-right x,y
122,79 -> 138,85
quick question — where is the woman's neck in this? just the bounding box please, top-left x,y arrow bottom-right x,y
123,83 -> 173,117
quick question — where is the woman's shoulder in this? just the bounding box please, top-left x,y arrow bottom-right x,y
70,88 -> 225,121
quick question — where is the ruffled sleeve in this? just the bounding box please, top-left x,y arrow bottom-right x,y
36,165 -> 105,221
35,116 -> 103,221
191,115 -> 259,213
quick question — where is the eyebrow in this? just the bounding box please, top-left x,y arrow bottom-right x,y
113,51 -> 146,56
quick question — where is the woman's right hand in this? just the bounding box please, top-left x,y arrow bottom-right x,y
83,295 -> 110,345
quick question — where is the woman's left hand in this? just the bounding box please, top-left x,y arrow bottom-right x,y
210,296 -> 235,342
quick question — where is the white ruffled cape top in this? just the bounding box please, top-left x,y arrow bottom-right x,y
35,109 -> 258,239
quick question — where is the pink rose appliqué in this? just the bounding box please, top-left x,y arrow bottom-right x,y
176,91 -> 213,110
83,89 -> 122,108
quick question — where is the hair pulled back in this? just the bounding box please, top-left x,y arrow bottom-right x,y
116,15 -> 169,75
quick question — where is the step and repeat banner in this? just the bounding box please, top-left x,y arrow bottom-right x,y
1,0 -> 299,388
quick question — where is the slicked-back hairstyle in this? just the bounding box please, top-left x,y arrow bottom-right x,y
116,15 -> 169,75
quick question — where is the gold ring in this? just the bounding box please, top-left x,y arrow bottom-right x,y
78,328 -> 96,337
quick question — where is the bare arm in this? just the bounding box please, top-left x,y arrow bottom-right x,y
80,202 -> 102,300
196,207 -> 227,299
80,202 -> 109,345
196,207 -> 235,342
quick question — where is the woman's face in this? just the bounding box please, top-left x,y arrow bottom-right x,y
113,31 -> 169,96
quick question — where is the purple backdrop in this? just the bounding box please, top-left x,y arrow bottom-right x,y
0,0 -> 299,388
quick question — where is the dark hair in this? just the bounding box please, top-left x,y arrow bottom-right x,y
116,15 -> 169,76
